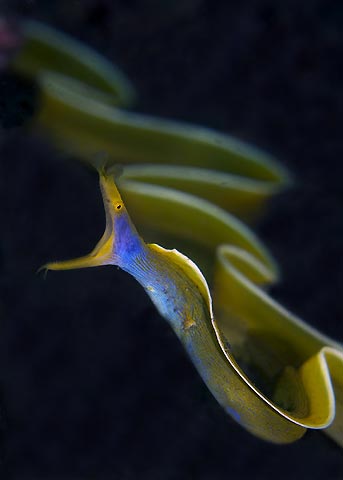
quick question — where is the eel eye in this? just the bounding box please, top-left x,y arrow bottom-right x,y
116,203 -> 122,210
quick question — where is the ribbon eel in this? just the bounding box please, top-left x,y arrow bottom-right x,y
15,20 -> 341,445
43,171 -> 325,444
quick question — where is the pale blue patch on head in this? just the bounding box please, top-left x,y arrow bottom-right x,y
112,212 -> 157,290
114,213 -> 145,265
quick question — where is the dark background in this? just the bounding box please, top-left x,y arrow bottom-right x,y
0,0 -> 342,479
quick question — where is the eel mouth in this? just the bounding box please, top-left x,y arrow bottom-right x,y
41,170 -> 123,273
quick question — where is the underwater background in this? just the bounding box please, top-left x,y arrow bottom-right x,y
0,0 -> 342,478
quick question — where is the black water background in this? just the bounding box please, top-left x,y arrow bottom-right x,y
0,1 -> 342,479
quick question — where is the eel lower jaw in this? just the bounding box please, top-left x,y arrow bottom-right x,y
41,231 -> 115,273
